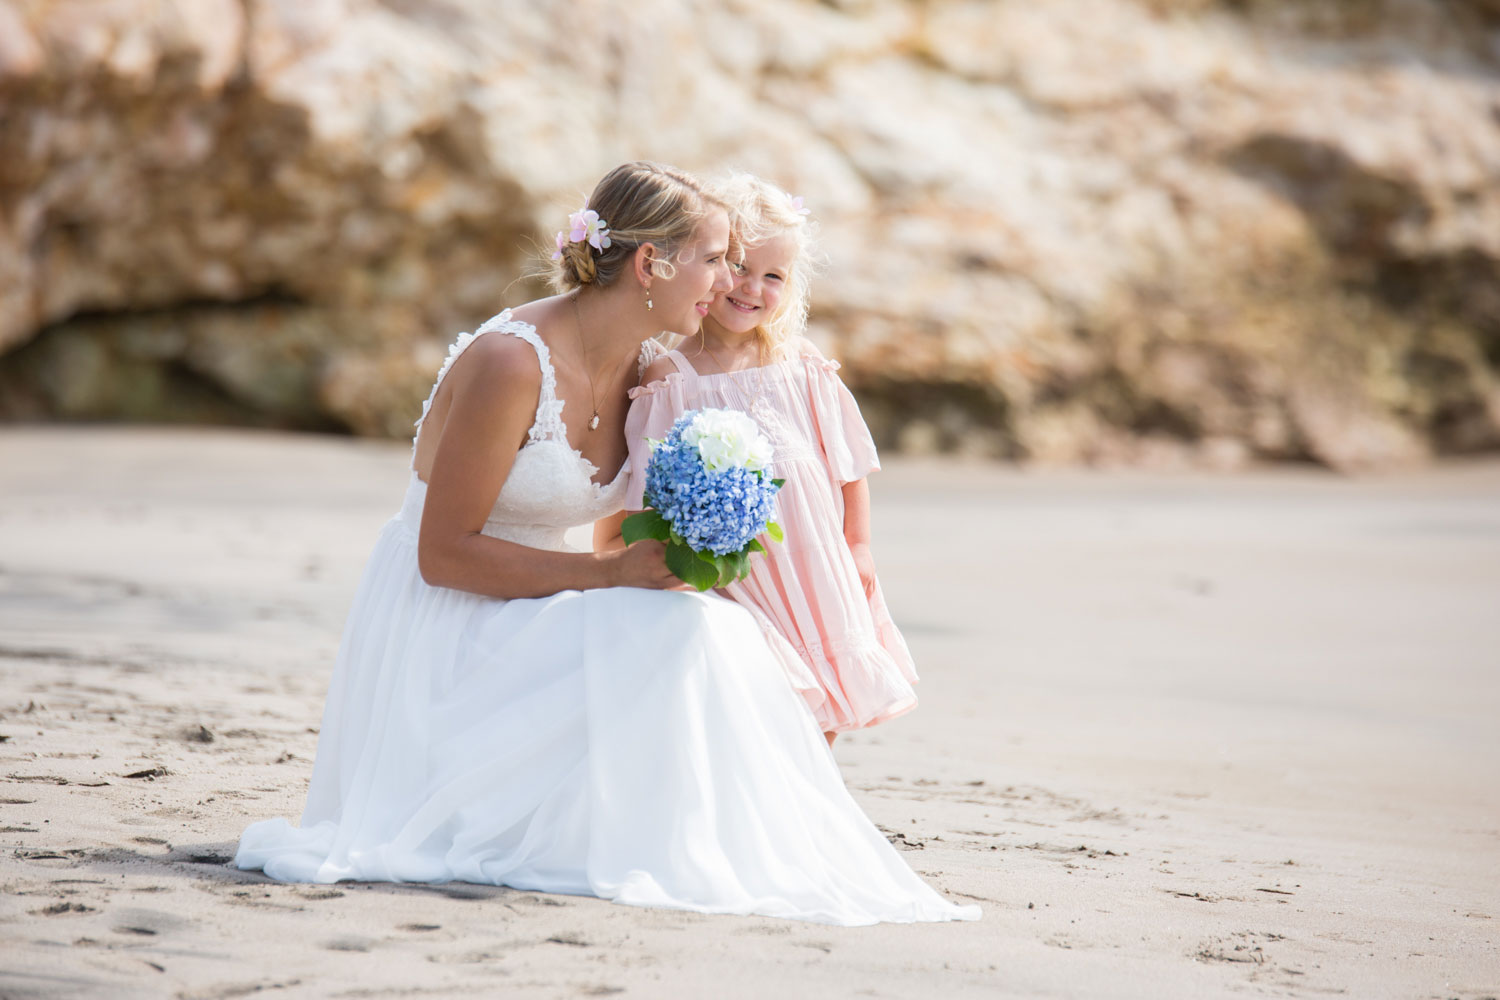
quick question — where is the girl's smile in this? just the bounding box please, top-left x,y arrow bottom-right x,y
707,231 -> 797,335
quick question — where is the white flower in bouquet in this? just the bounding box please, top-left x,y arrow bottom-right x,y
678,409 -> 772,473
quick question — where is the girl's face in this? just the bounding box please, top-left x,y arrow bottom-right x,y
652,210 -> 733,336
707,231 -> 797,335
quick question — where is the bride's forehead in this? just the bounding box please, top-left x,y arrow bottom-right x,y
693,210 -> 731,246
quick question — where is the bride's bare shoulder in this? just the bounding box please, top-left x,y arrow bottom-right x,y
507,294 -> 569,337
446,328 -> 542,394
446,296 -> 567,391
414,316 -> 547,477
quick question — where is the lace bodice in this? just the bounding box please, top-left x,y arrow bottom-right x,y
403,310 -> 628,552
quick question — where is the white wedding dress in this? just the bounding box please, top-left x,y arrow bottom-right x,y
234,311 -> 979,926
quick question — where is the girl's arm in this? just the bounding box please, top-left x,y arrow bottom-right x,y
795,337 -> 880,595
598,352 -> 686,555
417,336 -> 678,598
841,478 -> 877,598
593,510 -> 629,553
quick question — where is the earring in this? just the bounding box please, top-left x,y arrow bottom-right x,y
646,289 -> 653,311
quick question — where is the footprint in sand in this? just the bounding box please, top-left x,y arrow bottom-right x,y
735,923 -> 792,936
545,932 -> 591,947
176,979 -> 303,999
297,888 -> 344,900
1194,930 -> 1284,966
426,948 -> 506,965
436,884 -> 509,901
512,892 -> 568,906
111,906 -> 187,937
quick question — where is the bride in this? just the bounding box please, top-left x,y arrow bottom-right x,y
234,161 -> 979,926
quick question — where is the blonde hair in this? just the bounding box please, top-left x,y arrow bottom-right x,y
552,161 -> 720,292
709,172 -> 822,361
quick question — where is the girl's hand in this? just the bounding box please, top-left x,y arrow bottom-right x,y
840,479 -> 875,599
603,539 -> 691,591
848,541 -> 878,599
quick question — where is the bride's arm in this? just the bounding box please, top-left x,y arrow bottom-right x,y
417,336 -> 678,598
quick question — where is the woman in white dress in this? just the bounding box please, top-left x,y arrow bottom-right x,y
234,162 -> 979,926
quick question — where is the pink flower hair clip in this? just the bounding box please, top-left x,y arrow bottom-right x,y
552,199 -> 612,260
787,194 -> 811,217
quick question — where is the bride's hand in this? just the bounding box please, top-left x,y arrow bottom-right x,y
604,539 -> 691,590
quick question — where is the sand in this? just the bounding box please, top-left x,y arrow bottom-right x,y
0,425 -> 1497,1000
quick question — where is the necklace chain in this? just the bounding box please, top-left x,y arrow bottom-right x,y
571,293 -> 601,431
698,333 -> 769,411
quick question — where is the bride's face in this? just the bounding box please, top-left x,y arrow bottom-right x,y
652,210 -> 733,336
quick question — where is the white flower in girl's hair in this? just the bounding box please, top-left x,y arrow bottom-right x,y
680,409 -> 773,473
787,194 -> 810,216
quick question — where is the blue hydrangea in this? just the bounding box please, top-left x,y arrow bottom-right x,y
644,413 -> 781,557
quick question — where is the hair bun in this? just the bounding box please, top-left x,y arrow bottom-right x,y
564,241 -> 598,285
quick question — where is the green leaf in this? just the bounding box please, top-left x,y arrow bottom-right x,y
771,478 -> 786,488
621,509 -> 669,546
666,541 -> 721,592
745,538 -> 765,555
766,521 -> 785,544
715,556 -> 738,588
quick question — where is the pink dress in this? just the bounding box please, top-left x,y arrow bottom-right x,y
624,342 -> 919,734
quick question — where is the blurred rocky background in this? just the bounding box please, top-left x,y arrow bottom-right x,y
1,0 -> 1498,470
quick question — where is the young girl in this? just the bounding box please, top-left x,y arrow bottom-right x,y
622,173 -> 918,747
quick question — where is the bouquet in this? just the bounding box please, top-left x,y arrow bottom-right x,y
622,408 -> 785,591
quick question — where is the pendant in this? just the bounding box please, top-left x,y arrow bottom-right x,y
589,412 -> 600,431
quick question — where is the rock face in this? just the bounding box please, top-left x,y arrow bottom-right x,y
1,0 -> 1498,469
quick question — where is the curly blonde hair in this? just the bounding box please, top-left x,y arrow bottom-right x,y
708,172 -> 823,361
552,162 -> 720,292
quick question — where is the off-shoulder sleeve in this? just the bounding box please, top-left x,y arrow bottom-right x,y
806,356 -> 881,485
623,371 -> 690,511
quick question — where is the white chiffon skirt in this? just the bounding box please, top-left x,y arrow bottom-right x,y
235,516 -> 979,926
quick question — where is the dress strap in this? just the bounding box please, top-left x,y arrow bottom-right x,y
665,349 -> 701,385
411,310 -> 567,459
502,322 -> 567,445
